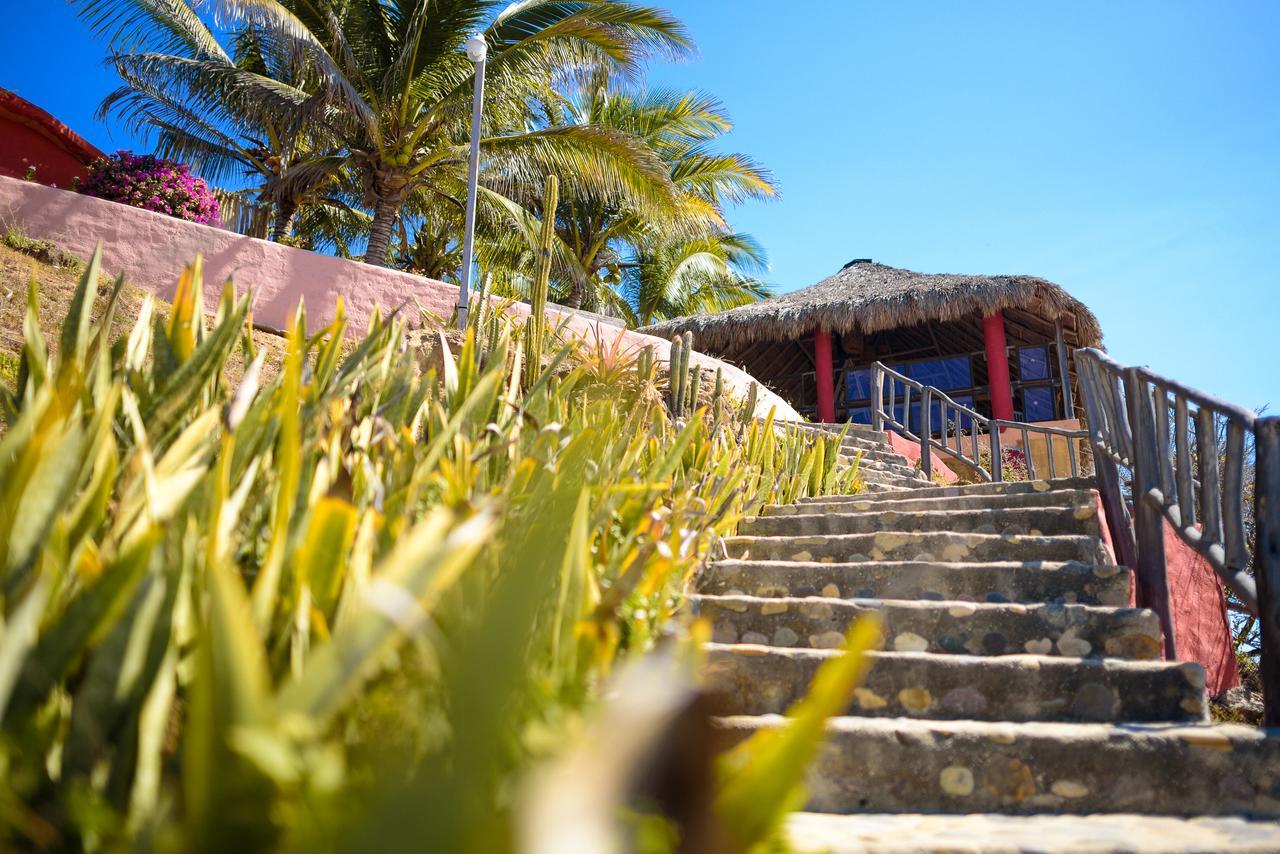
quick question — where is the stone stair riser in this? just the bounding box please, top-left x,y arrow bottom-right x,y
712,717 -> 1280,817
740,505 -> 1101,539
706,646 -> 1205,723
723,532 -> 1106,564
697,560 -> 1132,607
797,477 -> 1098,505
844,458 -> 929,480
766,489 -> 1098,517
694,595 -> 1161,660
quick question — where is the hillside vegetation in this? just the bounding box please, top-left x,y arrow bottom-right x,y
0,246 -> 870,852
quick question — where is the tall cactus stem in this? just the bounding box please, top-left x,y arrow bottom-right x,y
524,174 -> 558,387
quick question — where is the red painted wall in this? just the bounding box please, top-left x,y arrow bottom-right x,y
1164,521 -> 1241,694
0,90 -> 102,188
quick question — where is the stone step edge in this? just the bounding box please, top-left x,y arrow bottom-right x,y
783,812 -> 1280,854
765,488 -> 1098,515
746,503 -> 1095,525
797,477 -> 1098,503
703,643 -> 1199,677
691,592 -> 1152,623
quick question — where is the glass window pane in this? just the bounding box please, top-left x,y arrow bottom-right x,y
848,406 -> 872,425
1022,386 -> 1055,421
846,368 -> 872,402
907,356 -> 972,391
1019,346 -> 1049,381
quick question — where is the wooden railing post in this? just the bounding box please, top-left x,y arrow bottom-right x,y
990,422 -> 1003,483
920,387 -> 933,478
1255,416 -> 1280,726
871,363 -> 884,432
1125,367 -> 1177,659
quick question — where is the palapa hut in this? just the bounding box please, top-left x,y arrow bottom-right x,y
640,259 -> 1103,429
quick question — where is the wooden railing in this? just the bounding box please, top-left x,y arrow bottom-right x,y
1074,347 -> 1279,725
870,361 -> 1090,483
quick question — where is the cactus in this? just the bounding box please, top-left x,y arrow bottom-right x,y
637,345 -> 653,384
668,336 -> 684,415
712,366 -> 725,425
688,366 -> 702,413
524,174 -> 558,387
744,381 -> 758,424
679,332 -> 693,414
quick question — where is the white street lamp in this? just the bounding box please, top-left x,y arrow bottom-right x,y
456,32 -> 488,329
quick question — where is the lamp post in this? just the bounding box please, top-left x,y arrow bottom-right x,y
456,32 -> 487,329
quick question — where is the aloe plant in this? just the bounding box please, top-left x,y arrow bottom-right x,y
0,247 -> 863,852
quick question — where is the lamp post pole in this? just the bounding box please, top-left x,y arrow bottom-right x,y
456,33 -> 487,330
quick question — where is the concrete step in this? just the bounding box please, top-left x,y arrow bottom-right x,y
694,594 -> 1161,660
713,716 -> 1280,816
722,531 -> 1106,564
857,472 -> 929,490
860,481 -> 916,493
848,456 -> 929,480
740,504 -> 1101,539
834,440 -> 906,468
766,488 -> 1098,517
785,812 -> 1280,853
697,560 -> 1131,607
705,645 -> 1204,723
797,477 -> 1097,506
783,421 -> 890,444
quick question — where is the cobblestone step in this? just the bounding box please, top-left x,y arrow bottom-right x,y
797,477 -> 1097,506
856,472 -> 929,490
693,594 -> 1161,659
845,456 -> 930,481
713,716 -> 1280,816
705,645 -> 1204,723
722,531 -> 1107,564
740,504 -> 1100,539
697,559 -> 1132,607
785,811 -> 1280,853
766,488 -> 1098,517
783,421 -> 890,445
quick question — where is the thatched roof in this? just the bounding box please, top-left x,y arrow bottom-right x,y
640,259 -> 1103,351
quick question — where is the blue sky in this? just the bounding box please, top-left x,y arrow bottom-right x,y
3,1 -> 1277,409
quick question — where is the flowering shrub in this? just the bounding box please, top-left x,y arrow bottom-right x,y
79,151 -> 220,225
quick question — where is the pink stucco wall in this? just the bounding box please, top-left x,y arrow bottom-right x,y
0,176 -> 799,421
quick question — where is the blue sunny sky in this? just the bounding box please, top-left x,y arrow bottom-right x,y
3,1 -> 1277,409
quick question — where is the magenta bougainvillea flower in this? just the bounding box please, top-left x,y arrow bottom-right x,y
79,151 -> 220,225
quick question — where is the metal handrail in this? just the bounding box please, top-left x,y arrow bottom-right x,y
870,361 -> 1090,483
1075,347 -> 1279,726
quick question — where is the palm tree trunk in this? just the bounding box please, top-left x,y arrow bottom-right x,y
566,274 -> 586,309
364,195 -> 400,267
271,199 -> 298,242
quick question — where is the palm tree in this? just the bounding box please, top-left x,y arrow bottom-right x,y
77,0 -> 690,266
624,232 -> 771,326
79,6 -> 348,241
513,83 -> 779,311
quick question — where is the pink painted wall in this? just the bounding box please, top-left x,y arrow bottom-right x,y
883,429 -> 959,484
0,176 -> 799,421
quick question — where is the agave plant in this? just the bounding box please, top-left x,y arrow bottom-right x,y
0,246 -> 861,851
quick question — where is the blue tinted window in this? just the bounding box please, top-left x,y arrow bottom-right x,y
1019,346 -> 1049,381
1022,386 -> 1055,421
846,369 -> 872,402
907,356 -> 972,391
848,406 -> 872,425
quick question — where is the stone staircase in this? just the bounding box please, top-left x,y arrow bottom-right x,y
697,424 -> 1280,852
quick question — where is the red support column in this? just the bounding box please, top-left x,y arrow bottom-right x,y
983,311 -> 1015,420
814,328 -> 836,423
